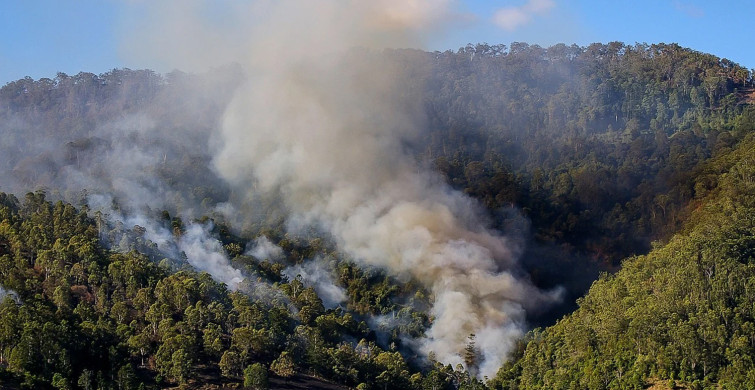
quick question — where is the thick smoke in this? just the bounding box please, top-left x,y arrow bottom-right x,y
0,66 -> 248,290
179,223 -> 244,290
283,259 -> 347,309
246,236 -> 285,262
201,0 -> 560,378
88,194 -> 244,290
0,0 -> 564,378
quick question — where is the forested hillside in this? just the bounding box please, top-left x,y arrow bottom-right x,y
420,42 -> 752,263
491,131 -> 755,390
0,192 -> 446,389
0,41 -> 753,389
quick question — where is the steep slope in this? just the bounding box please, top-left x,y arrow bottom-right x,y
0,42 -> 753,389
492,134 -> 755,389
0,192 -> 432,389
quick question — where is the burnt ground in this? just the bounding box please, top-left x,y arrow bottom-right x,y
268,374 -> 351,390
170,368 -> 351,390
737,87 -> 755,105
0,364 -> 351,390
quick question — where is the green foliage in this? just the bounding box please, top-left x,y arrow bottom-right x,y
422,43 -> 752,265
244,362 -> 269,389
0,42 -> 753,390
219,350 -> 242,379
0,186 -> 439,388
270,351 -> 296,378
496,135 -> 755,388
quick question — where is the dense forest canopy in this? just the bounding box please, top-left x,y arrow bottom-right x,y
0,41 -> 753,389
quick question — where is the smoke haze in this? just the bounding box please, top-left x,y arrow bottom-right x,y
179,223 -> 244,290
246,236 -> 284,262
0,285 -> 20,304
159,0 -> 559,377
283,259 -> 347,309
0,0 -> 562,378
493,0 -> 556,31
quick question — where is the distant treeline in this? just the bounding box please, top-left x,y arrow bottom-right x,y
0,41 -> 754,389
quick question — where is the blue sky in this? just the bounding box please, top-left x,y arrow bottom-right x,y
1,0 -> 753,85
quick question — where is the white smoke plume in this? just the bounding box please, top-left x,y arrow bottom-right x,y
283,259 -> 347,309
0,285 -> 20,304
144,0 -> 567,378
88,194 -> 244,290
0,0 -> 561,378
246,236 -> 285,262
179,223 -> 244,290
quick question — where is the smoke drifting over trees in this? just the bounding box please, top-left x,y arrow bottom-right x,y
1,1 -> 754,388
0,0 -> 561,378
213,1 -> 566,376
0,285 -> 19,304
